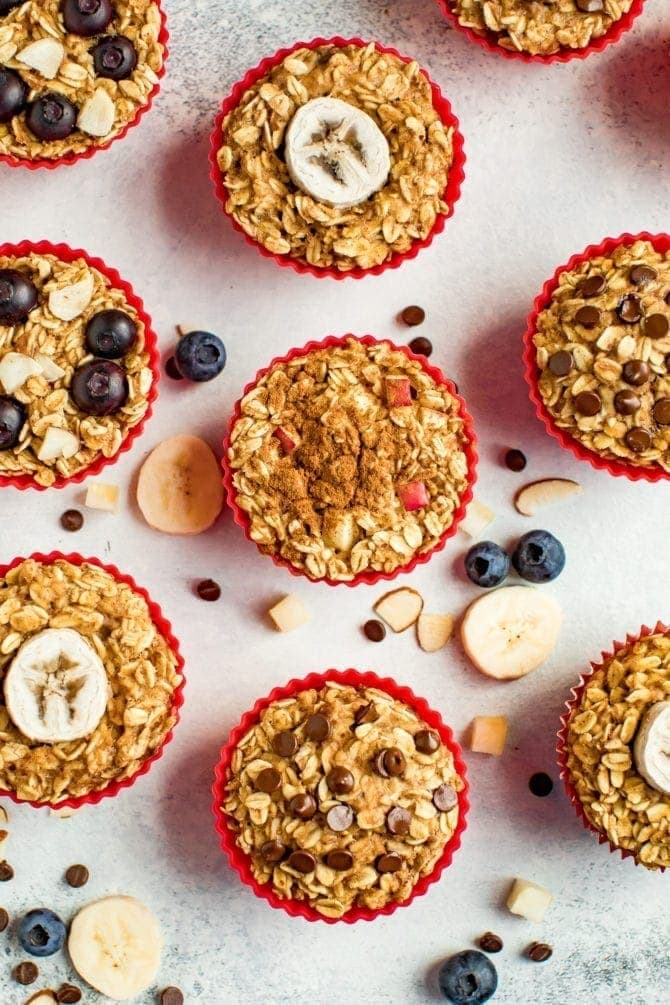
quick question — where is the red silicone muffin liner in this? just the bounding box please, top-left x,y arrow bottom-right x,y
435,0 -> 645,64
0,239 -> 160,490
523,231 -> 670,483
0,1 -> 169,170
208,36 -> 466,280
212,668 -> 470,923
0,551 -> 185,811
557,621 -> 669,872
222,334 -> 478,587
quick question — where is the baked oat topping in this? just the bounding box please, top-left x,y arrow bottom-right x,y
0,558 -> 181,803
223,682 -> 463,917
227,339 -> 471,582
0,251 -> 153,487
533,240 -> 670,472
216,43 -> 454,273
0,0 -> 163,161
565,631 -> 670,869
451,0 -> 634,56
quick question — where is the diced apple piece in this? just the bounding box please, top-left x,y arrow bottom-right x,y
323,510 -> 357,552
268,594 -> 311,633
37,426 -> 79,462
16,37 -> 64,79
506,878 -> 553,923
78,87 -> 115,137
374,587 -> 423,633
273,426 -> 299,454
460,498 -> 495,538
469,716 -> 508,755
36,353 -> 65,382
385,376 -> 412,408
397,480 -> 428,511
417,613 -> 454,652
0,352 -> 42,394
514,478 -> 583,517
85,482 -> 120,514
48,272 -> 94,321
24,992 -> 58,1005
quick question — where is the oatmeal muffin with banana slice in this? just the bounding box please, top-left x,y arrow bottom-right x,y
0,557 -> 182,803
223,682 -> 464,918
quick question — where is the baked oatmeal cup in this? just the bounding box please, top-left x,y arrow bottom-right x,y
0,554 -> 184,808
224,336 -> 477,585
559,624 -> 670,871
211,38 -> 465,277
0,0 -> 167,166
0,241 -> 158,489
214,671 -> 468,921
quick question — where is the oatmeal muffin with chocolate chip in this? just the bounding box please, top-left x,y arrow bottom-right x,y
226,338 -> 472,582
223,682 -> 464,918
533,240 -> 670,473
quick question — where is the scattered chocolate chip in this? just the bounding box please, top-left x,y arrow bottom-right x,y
196,578 -> 221,601
625,427 -> 652,453
13,961 -> 38,985
326,766 -> 354,795
326,849 -> 353,871
289,793 -> 317,820
409,336 -> 433,357
479,932 -> 504,953
363,619 -> 386,642
160,989 -> 184,1005
272,730 -> 298,758
645,313 -> 669,339
547,350 -> 573,376
614,390 -> 640,415
574,305 -> 601,329
504,448 -> 527,472
60,509 -> 83,532
653,398 -> 670,425
260,839 -> 286,864
527,942 -> 553,962
528,772 -> 554,797
630,264 -> 657,286
414,729 -> 440,754
381,747 -> 406,777
400,305 -> 425,326
354,701 -> 377,725
287,850 -> 316,873
573,390 -> 601,416
377,852 -> 403,874
577,274 -> 606,297
165,356 -> 183,380
622,359 -> 651,386
0,906 -> 8,931
0,860 -> 13,881
386,806 -> 411,835
433,783 -> 458,812
255,767 -> 281,794
57,986 -> 83,1004
326,803 -> 355,832
617,294 -> 643,324
65,863 -> 89,888
305,713 -> 331,742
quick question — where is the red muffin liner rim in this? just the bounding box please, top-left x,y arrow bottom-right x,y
0,238 -> 160,491
221,333 -> 478,587
211,668 -> 470,924
0,551 -> 185,811
208,35 -> 466,280
0,0 -> 169,170
435,0 -> 646,64
557,620 -> 669,872
522,231 -> 670,483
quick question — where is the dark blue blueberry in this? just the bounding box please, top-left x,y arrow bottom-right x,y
0,269 -> 38,324
26,93 -> 77,142
175,330 -> 226,383
85,309 -> 137,358
0,66 -> 28,123
92,35 -> 137,80
19,908 -> 67,958
62,0 -> 113,37
71,359 -> 128,415
464,541 -> 510,588
512,529 -> 565,583
0,395 -> 26,449
438,950 -> 498,1004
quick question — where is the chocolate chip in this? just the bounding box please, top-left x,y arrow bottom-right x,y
504,448 -> 527,472
326,849 -> 353,871
165,355 -> 183,380
60,509 -> 83,532
260,839 -> 286,864
373,750 -> 390,777
653,398 -> 670,425
386,806 -> 411,835
409,336 -> 433,357
0,860 -> 13,881
577,274 -> 606,297
645,314 -> 669,339
576,0 -> 603,12
0,906 -> 8,931
401,305 -> 425,326
326,803 -> 355,832
433,783 -> 458,812
287,850 -> 316,873
528,772 -> 554,797
13,961 -> 38,985
617,294 -> 643,323
377,852 -> 403,874
622,359 -> 650,386
196,578 -> 220,601
305,712 -> 331,742
381,747 -> 406,777
326,766 -> 354,795
625,427 -> 652,453
65,863 -> 89,888
289,793 -> 317,819
272,730 -> 298,757
160,990 -> 184,1005
573,390 -> 601,416
57,986 -> 83,1004
354,701 -> 377,725
614,390 -> 640,415
363,619 -> 386,642
528,942 -> 553,962
255,767 -> 281,793
630,264 -> 657,286
547,350 -> 573,377
574,305 -> 601,329
414,729 -> 440,754
479,932 -> 504,953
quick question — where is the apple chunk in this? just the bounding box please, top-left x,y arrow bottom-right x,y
384,376 -> 412,408
273,426 -> 299,454
374,587 -> 424,632
397,480 -> 428,511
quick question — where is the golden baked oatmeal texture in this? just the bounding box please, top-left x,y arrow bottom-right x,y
224,683 -> 463,917
566,632 -> 670,869
216,43 -> 454,272
533,240 -> 670,472
0,559 -> 181,802
227,339 -> 470,582
452,0 -> 634,56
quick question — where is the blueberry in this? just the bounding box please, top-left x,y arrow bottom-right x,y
0,395 -> 27,449
175,330 -> 226,382
85,309 -> 137,358
0,66 -> 28,124
19,908 -> 67,958
464,541 -> 510,588
512,529 -> 565,583
0,0 -> 23,14
26,92 -> 77,142
92,35 -> 137,80
438,950 -> 498,1004
71,360 -> 128,415
62,0 -> 113,37
0,269 -> 38,325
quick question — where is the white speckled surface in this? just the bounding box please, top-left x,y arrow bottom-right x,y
1,1 -> 670,1002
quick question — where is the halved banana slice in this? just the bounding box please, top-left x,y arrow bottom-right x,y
68,895 -> 162,1001
4,628 -> 109,743
634,701 -> 670,796
285,97 -> 390,208
137,434 -> 224,535
460,585 -> 562,680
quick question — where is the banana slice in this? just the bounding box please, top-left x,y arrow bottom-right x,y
285,97 -> 390,208
68,895 -> 162,1001
634,701 -> 670,796
460,585 -> 562,680
4,628 -> 109,743
137,434 -> 224,535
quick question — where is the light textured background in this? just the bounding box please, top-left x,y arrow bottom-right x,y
2,1 -> 670,1003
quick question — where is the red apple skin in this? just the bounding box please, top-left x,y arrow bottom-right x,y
385,376 -> 412,408
273,427 -> 298,454
397,480 -> 429,511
